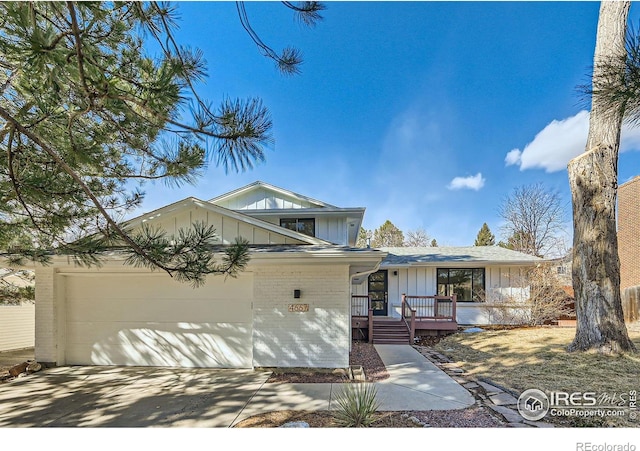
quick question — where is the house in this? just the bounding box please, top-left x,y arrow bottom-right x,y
0,269 -> 35,352
33,182 -> 383,369
351,246 -> 542,333
618,175 -> 640,322
31,181 -> 541,370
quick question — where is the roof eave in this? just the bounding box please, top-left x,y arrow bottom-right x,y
123,197 -> 332,246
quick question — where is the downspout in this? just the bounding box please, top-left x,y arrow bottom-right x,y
349,262 -> 383,350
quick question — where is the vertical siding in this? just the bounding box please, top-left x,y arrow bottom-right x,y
0,303 -> 35,351
217,188 -> 316,210
207,211 -> 224,241
351,281 -> 367,296
134,208 -> 307,245
387,267 -> 437,317
350,265 -> 533,322
316,217 -> 347,245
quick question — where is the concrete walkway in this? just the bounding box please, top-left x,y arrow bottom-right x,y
233,344 -> 475,424
0,345 -> 475,427
372,344 -> 475,410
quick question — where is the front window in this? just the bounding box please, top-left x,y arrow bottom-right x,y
280,218 -> 315,237
437,268 -> 485,302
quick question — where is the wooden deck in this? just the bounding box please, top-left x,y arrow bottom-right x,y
351,294 -> 458,343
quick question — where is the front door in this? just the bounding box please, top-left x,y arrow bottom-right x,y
368,270 -> 388,316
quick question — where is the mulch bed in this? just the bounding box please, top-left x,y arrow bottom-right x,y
266,341 -> 389,383
234,406 -> 504,428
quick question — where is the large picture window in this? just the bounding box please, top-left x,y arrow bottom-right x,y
437,268 -> 485,302
280,218 -> 315,237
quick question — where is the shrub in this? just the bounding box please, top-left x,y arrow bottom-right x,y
482,263 -> 574,326
333,383 -> 380,427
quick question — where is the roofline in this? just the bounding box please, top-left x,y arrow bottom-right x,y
124,197 -> 333,246
239,207 -> 366,215
207,181 -> 339,208
44,247 -> 387,267
380,260 -> 541,268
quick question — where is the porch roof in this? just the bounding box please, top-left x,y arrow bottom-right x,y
378,246 -> 543,267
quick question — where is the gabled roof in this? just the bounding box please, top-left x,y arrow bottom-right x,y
125,197 -> 333,246
379,246 -> 543,267
208,181 -> 338,209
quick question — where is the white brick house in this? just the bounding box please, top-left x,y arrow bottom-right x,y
32,181 -> 541,369
33,182 -> 383,369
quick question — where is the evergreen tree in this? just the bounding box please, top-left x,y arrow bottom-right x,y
0,2 -> 323,286
474,223 -> 495,246
371,220 -> 404,248
430,239 -> 438,247
356,227 -> 371,248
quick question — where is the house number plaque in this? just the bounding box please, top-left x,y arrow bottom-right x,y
288,304 -> 309,312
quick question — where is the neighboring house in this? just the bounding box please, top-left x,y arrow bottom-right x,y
618,175 -> 640,322
551,252 -> 573,288
0,269 -> 35,352
31,181 -> 542,370
351,246 -> 541,326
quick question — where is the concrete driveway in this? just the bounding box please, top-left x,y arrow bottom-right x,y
0,366 -> 272,427
0,345 -> 474,427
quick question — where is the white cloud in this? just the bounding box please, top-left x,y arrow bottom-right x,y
621,121 -> 640,151
506,110 -> 640,173
504,148 -> 522,166
447,173 -> 485,191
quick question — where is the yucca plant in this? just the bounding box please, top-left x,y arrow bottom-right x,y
333,383 -> 380,427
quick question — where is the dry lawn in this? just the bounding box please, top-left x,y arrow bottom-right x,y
433,325 -> 640,427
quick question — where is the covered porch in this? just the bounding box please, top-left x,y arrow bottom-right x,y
351,293 -> 458,344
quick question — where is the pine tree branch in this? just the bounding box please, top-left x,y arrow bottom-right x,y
235,1 -> 302,75
0,104 -> 177,276
66,2 -> 93,101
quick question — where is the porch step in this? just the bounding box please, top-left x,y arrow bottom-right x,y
372,320 -> 410,344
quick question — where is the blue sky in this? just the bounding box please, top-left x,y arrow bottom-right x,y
136,1 -> 640,249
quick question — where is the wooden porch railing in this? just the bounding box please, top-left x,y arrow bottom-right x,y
351,295 -> 374,343
351,295 -> 370,317
401,294 -> 457,342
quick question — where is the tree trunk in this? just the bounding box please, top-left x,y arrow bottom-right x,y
567,1 -> 636,353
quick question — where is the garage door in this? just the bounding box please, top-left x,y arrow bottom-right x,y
63,273 -> 253,368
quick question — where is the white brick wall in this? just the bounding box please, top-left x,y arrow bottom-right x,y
0,303 -> 34,351
252,264 -> 350,368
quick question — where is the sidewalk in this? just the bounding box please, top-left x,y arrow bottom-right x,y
233,344 -> 475,425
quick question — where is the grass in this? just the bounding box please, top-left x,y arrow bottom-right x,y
432,326 -> 640,427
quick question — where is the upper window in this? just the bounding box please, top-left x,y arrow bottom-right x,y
280,218 -> 315,237
437,268 -> 485,302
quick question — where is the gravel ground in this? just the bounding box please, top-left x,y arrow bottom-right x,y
409,407 -> 505,428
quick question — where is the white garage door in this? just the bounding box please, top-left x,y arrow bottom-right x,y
64,273 -> 253,368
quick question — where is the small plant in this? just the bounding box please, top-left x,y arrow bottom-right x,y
333,383 -> 380,427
